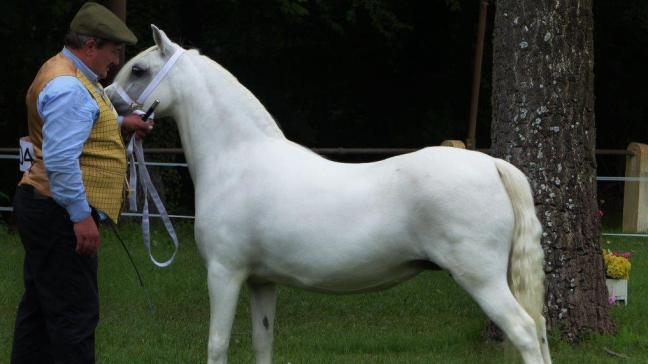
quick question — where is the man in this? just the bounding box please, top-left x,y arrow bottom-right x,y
11,2 -> 152,363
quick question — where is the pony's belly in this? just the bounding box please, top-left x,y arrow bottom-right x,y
249,260 -> 438,293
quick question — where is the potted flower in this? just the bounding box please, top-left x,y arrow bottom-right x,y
603,249 -> 632,305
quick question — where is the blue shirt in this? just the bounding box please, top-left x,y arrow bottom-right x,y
39,48 -> 121,222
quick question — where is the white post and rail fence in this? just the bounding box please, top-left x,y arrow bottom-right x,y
1,142 -> 648,235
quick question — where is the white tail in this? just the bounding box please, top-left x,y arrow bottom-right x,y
494,159 -> 549,357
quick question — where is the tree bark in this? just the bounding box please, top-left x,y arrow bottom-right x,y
491,0 -> 615,341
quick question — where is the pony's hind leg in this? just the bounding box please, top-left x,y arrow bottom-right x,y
206,264 -> 246,364
455,276 -> 545,364
538,316 -> 551,364
248,282 -> 277,364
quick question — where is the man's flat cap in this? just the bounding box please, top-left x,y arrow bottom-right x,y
70,2 -> 137,46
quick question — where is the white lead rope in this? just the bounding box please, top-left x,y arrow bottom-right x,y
127,136 -> 179,268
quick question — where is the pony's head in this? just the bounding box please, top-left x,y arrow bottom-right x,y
106,25 -> 183,117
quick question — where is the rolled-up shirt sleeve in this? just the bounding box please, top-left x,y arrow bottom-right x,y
39,76 -> 99,222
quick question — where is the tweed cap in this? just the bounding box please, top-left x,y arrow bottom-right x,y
70,2 -> 137,46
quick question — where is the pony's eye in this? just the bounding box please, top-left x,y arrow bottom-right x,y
132,64 -> 148,77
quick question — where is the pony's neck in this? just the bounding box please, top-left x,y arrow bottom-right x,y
169,51 -> 284,176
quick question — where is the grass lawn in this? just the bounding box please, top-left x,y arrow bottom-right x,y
1,221 -> 647,363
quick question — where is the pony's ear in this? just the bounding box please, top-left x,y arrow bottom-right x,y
151,24 -> 174,56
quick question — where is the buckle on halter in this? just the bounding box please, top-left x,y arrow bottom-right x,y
129,102 -> 143,112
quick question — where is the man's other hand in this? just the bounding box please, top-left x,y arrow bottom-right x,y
73,215 -> 100,256
122,113 -> 155,139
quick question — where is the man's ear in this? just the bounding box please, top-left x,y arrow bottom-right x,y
83,38 -> 98,54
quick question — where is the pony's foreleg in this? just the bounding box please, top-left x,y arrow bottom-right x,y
249,282 -> 277,364
206,265 -> 245,364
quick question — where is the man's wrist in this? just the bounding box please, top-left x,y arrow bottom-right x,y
67,199 -> 92,222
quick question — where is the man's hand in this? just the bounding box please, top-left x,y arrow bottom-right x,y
73,215 -> 100,256
121,113 -> 155,139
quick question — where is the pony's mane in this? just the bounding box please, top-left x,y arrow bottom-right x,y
188,48 -> 285,138
130,44 -> 284,138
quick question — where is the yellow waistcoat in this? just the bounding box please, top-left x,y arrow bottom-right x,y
20,53 -> 127,223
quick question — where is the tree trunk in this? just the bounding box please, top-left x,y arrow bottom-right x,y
491,0 -> 615,341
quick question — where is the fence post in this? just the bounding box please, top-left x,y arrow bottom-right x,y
441,140 -> 466,149
622,143 -> 648,233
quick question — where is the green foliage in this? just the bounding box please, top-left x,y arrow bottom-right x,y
1,225 -> 647,362
594,0 -> 648,152
445,0 -> 463,12
347,0 -> 413,40
277,0 -> 310,18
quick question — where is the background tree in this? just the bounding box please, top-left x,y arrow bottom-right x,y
491,0 -> 615,340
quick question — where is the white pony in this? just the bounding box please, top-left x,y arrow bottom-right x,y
106,26 -> 551,364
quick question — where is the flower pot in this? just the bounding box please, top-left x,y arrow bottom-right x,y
606,278 -> 628,305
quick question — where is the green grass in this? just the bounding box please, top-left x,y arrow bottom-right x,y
1,222 -> 647,363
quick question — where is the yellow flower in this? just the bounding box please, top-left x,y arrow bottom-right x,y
602,249 -> 631,280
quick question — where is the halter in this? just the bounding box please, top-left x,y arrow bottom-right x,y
115,47 -> 185,268
114,47 -> 185,108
